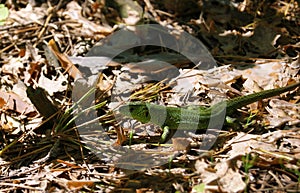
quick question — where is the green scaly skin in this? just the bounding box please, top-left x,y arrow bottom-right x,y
119,82 -> 300,143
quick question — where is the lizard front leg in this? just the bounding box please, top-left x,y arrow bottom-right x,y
160,126 -> 170,143
160,126 -> 179,143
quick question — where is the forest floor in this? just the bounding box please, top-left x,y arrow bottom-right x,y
0,0 -> 300,192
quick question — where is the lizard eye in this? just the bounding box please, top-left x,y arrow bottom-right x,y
129,106 -> 135,112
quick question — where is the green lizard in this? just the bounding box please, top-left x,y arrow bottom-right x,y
119,81 -> 300,143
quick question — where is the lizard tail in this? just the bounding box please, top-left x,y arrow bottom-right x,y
225,81 -> 300,115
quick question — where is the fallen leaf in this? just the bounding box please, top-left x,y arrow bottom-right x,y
67,180 -> 94,190
115,126 -> 127,146
63,1 -> 112,38
48,39 -> 83,80
0,90 -> 35,114
219,168 -> 246,193
0,97 -> 6,107
172,137 -> 190,151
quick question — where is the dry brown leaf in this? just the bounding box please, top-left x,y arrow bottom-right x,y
67,180 -> 94,190
125,60 -> 178,74
27,62 -> 42,84
56,159 -> 83,169
0,97 -> 6,107
48,39 -> 83,80
172,137 -> 190,151
114,126 -> 127,146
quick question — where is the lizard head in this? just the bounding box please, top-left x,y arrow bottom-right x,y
119,102 -> 151,124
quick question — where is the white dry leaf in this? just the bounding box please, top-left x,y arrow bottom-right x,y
171,66 -> 242,106
237,59 -> 300,92
279,138 -> 300,153
197,66 -> 242,95
69,56 -> 110,86
226,132 -> 289,160
174,69 -> 199,92
224,129 -> 300,168
265,99 -> 300,128
238,61 -> 283,90
207,65 -> 242,85
12,81 -> 32,104
24,117 -> 43,134
2,57 -> 24,75
242,78 -> 264,93
194,159 -> 219,184
112,70 -> 149,102
63,1 -> 112,38
195,159 -> 246,193
260,129 -> 300,154
0,90 -> 36,115
214,160 -> 229,177
24,178 -> 41,186
168,69 -> 201,106
225,132 -> 259,160
8,4 -> 46,25
218,168 -> 246,193
68,56 -> 109,75
38,66 -> 68,96
261,129 -> 289,142
196,65 -> 241,87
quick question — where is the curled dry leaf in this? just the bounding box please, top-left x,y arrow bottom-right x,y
48,39 -> 83,80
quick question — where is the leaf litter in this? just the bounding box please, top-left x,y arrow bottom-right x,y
0,0 -> 300,192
